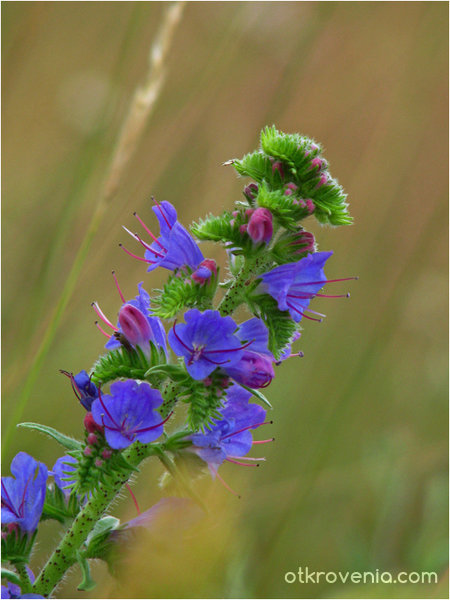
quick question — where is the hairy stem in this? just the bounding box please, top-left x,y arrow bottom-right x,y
16,562 -> 32,594
32,442 -> 153,597
217,259 -> 255,316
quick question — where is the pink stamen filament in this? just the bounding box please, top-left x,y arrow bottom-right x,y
205,339 -> 254,354
125,483 -> 141,515
286,302 -> 322,322
129,411 -> 173,434
91,302 -> 118,331
98,390 -> 122,430
134,212 -> 166,250
227,455 -> 265,461
119,244 -> 155,264
210,465 -> 240,498
112,271 -> 126,303
133,232 -> 166,258
60,370 -> 82,400
18,474 -> 34,516
95,321 -> 111,338
226,458 -> 259,467
201,355 -> 230,366
221,421 -> 272,441
252,438 -> 274,444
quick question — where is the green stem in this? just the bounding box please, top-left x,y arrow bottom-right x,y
16,562 -> 32,594
32,442 -> 153,598
217,259 -> 255,316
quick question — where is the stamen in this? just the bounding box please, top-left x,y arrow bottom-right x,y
95,321 -> 111,338
226,458 -> 259,467
91,302 -> 118,331
171,322 -> 193,353
252,438 -> 275,444
112,271 -> 126,303
133,232 -> 165,258
302,277 -> 358,285
119,243 -> 155,264
205,339 -> 255,354
221,421 -> 272,440
60,370 -> 82,400
286,301 -> 322,322
227,455 -> 265,461
18,474 -> 34,517
210,465 -> 241,498
201,355 -> 230,366
134,212 -> 166,250
125,483 -> 141,515
98,389 -> 121,430
131,411 -> 173,434
152,196 -> 172,230
1,481 -> 19,517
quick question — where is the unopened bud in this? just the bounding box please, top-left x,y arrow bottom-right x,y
102,449 -> 113,460
87,433 -> 98,446
243,183 -> 258,201
118,304 -> 153,348
247,208 -> 273,244
192,259 -> 217,285
84,411 -> 103,434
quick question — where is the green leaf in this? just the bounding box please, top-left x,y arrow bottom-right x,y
1,569 -> 21,586
17,422 -> 83,451
239,384 -> 273,409
91,346 -> 153,386
86,516 -> 120,547
76,552 -> 96,592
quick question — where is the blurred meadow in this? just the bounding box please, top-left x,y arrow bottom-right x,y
2,2 -> 448,599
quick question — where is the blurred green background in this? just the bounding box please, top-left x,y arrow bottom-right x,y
2,2 -> 448,598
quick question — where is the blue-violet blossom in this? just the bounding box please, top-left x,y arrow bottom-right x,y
122,200 -> 203,272
261,251 -> 333,322
168,309 -> 250,380
1,452 -> 48,534
91,380 -> 167,450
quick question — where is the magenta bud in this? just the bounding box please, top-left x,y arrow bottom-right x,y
284,189 -> 293,196
232,211 -> 239,217
87,433 -> 98,446
83,446 -> 93,457
309,157 -> 323,171
94,458 -> 103,468
102,449 -> 113,460
271,161 -> 284,178
84,411 -> 103,434
239,224 -> 248,234
316,173 -> 328,188
226,352 -> 275,389
243,183 -> 258,200
310,143 -> 319,152
285,182 -> 298,192
305,199 -> 315,214
247,208 -> 273,244
118,304 -> 153,348
245,208 -> 255,218
192,259 -> 217,285
293,231 -> 315,253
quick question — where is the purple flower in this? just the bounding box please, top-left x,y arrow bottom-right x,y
1,453 -> 48,534
121,200 -> 204,273
50,456 -> 77,494
224,318 -> 275,388
61,370 -> 99,411
261,251 -> 333,322
191,384 -> 267,470
91,380 -> 167,450
247,208 -> 273,244
93,281 -> 167,356
168,309 -> 249,380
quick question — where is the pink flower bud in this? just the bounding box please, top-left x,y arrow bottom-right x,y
102,449 -> 113,460
316,173 -> 328,188
243,183 -> 258,201
305,199 -> 315,214
271,161 -> 284,178
292,231 -> 315,253
247,208 -> 273,244
192,259 -> 217,285
285,182 -> 298,192
226,352 -> 275,389
83,446 -> 93,457
245,208 -> 255,218
309,157 -> 323,170
94,458 -> 104,468
239,224 -> 248,234
84,411 -> 103,434
87,433 -> 98,446
118,304 -> 153,348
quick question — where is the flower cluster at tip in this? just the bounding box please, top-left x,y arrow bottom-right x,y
2,127 -> 354,593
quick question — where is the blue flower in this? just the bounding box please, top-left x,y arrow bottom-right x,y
93,282 -> 167,356
261,251 -> 333,322
91,380 -> 167,450
1,452 -> 48,534
168,309 -> 249,380
224,318 -> 275,388
50,456 -> 77,494
122,200 -> 204,272
61,370 -> 99,411
191,384 -> 267,469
